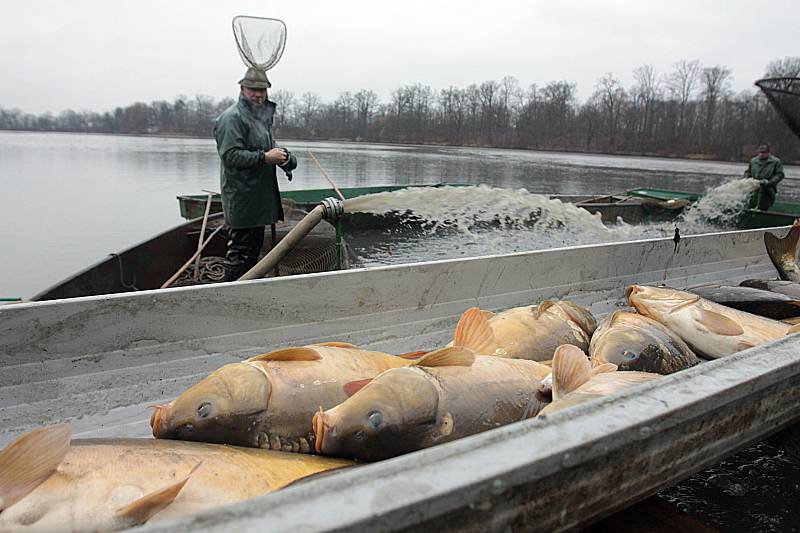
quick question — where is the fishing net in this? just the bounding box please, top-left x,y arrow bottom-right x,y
232,16 -> 287,70
756,77 -> 800,141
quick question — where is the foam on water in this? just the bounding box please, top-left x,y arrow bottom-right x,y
343,180 -> 758,266
677,178 -> 760,231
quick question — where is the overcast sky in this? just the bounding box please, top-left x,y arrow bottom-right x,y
1,0 -> 797,114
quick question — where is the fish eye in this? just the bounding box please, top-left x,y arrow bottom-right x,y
197,402 -> 212,419
367,410 -> 383,428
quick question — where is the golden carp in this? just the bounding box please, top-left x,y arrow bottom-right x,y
313,347 -> 551,461
151,342 -> 423,453
0,425 -> 351,533
450,300 -> 596,361
764,220 -> 800,282
589,310 -> 699,374
627,285 -> 800,358
538,345 -> 661,416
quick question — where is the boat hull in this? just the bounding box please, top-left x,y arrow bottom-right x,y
2,227 -> 796,531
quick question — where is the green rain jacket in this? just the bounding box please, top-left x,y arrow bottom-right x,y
213,96 -> 297,228
744,153 -> 785,191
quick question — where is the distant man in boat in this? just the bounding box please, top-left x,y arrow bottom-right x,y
213,67 -> 297,281
744,143 -> 784,211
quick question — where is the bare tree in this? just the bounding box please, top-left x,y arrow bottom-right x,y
666,59 -> 702,142
592,73 -> 628,149
765,56 -> 800,78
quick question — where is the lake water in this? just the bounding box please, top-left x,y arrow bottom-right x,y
2,130 -> 800,530
3,130 -> 799,299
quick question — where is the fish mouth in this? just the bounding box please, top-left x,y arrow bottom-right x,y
625,285 -> 639,300
312,407 -> 326,454
149,404 -> 169,437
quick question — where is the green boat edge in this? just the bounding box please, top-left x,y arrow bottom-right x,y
627,187 -> 800,229
177,183 -> 468,220
179,184 -> 800,230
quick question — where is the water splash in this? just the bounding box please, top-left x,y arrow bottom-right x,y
345,184 -> 611,234
677,178 -> 759,231
343,180 -> 759,267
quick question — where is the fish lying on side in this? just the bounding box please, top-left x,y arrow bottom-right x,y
686,284 -> 800,320
765,220 -> 800,282
151,342 -> 425,453
740,279 -> 800,300
0,425 -> 351,533
448,300 -> 596,361
627,285 -> 800,358
313,347 -> 552,461
538,345 -> 661,417
589,311 -> 699,373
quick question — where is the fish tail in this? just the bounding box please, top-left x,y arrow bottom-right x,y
0,424 -> 72,512
765,221 -> 800,281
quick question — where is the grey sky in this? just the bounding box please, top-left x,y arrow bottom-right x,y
1,0 -> 797,114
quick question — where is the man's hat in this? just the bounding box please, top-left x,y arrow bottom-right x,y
757,143 -> 771,152
239,67 -> 271,89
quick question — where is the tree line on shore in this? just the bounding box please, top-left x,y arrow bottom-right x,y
1,57 -> 799,162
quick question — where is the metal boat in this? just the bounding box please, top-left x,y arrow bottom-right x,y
3,225 -> 799,531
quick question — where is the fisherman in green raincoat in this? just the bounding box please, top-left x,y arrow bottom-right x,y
214,67 -> 297,281
744,143 -> 784,211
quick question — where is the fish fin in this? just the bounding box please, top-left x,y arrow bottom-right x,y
787,323 -> 800,335
0,424 -> 71,512
248,347 -> 322,362
413,346 -> 475,368
343,378 -> 373,397
116,461 -> 202,525
533,300 -> 556,319
397,350 -> 428,360
591,363 -> 618,375
693,308 -> 745,336
782,316 -> 800,325
765,221 -> 800,281
551,345 -> 592,401
481,310 -> 496,320
452,307 -> 498,354
313,341 -> 358,348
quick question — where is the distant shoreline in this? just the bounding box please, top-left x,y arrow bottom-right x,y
1,128 -> 796,166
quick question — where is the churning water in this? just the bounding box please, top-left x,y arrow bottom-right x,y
344,179 -> 762,267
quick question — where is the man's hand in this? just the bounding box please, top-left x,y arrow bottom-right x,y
265,148 -> 288,165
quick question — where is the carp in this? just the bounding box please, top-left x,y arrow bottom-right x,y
687,284 -> 800,320
313,347 -> 551,461
151,342 -> 424,453
589,311 -> 699,373
0,425 -> 351,533
740,279 -> 800,300
627,285 -> 800,358
538,345 -> 661,417
449,300 -> 596,361
764,221 -> 800,282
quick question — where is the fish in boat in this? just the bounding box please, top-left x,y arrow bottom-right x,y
589,310 -> 699,373
740,279 -> 800,300
538,345 -> 661,417
0,424 -> 351,533
686,284 -> 800,320
626,285 -> 800,358
764,220 -> 800,282
449,300 -> 596,361
151,342 -> 425,453
313,347 -> 551,461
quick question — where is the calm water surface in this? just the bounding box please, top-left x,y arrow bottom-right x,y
2,130 -> 800,530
